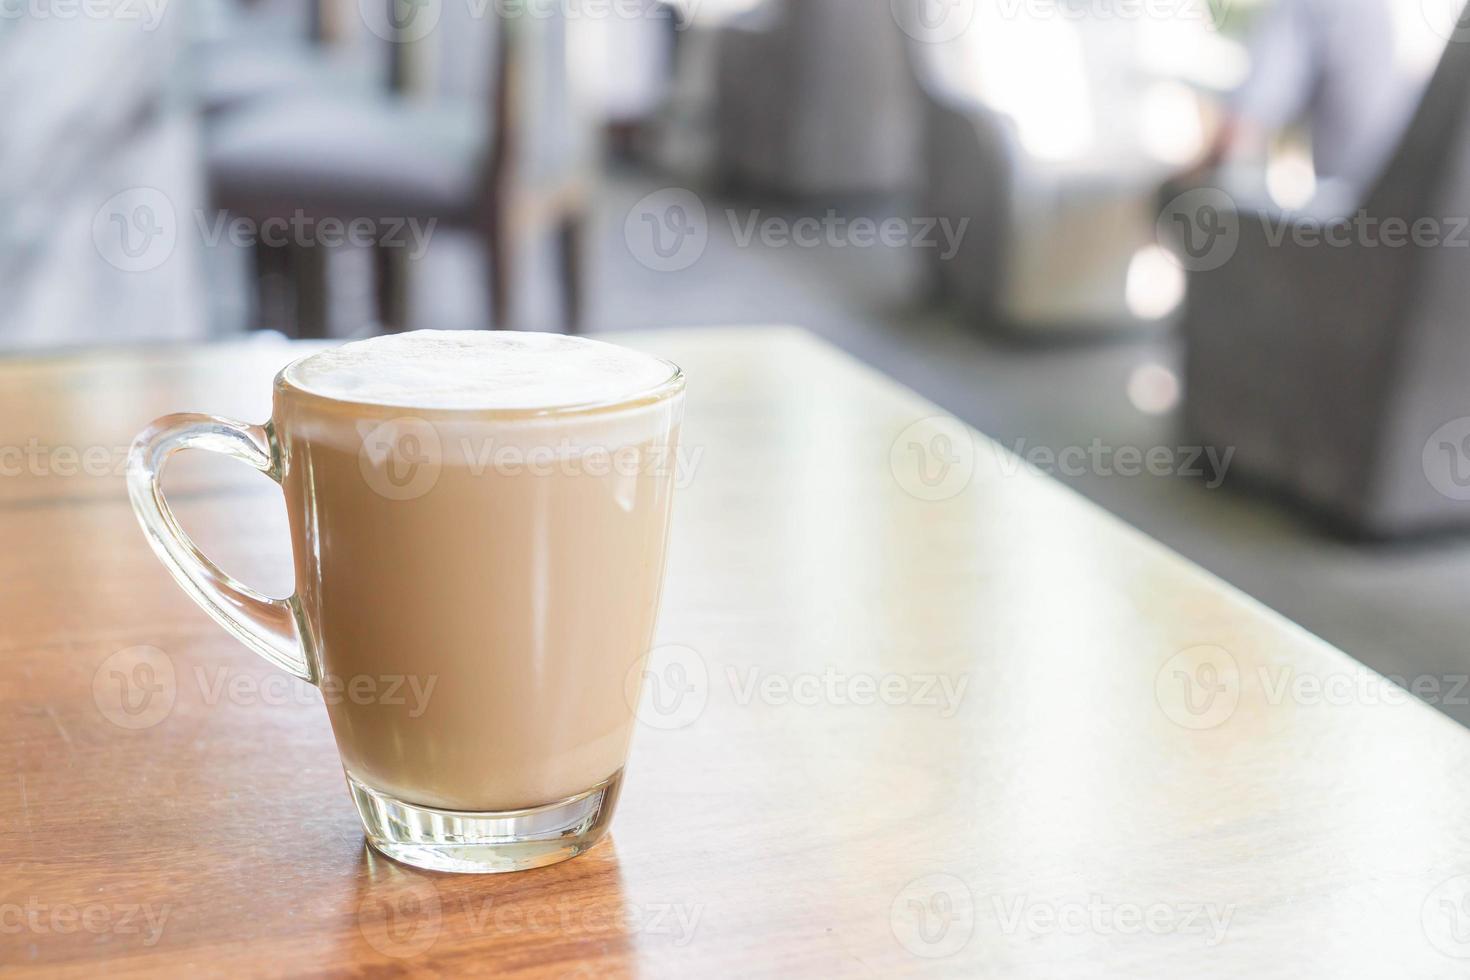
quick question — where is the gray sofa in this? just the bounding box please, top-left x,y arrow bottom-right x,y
711,0 -> 919,197
1180,10 -> 1470,535
912,18 -> 1187,335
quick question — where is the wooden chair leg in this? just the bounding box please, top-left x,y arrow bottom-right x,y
486,207 -> 511,330
288,243 -> 329,339
556,212 -> 586,335
252,242 -> 292,334
374,242 -> 409,334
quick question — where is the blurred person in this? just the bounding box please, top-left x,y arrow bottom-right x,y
1179,0 -> 1441,201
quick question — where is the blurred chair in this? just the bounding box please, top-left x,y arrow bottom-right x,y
1180,10 -> 1470,535
205,12 -> 592,337
912,12 -> 1195,335
711,0 -> 919,197
645,0 -> 747,184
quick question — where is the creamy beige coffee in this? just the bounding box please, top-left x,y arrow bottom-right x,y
273,331 -> 683,812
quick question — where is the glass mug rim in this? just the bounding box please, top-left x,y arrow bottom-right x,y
272,349 -> 687,421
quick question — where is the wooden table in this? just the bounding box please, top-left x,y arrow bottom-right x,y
3,327 -> 1470,977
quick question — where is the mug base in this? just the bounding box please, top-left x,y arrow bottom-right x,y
347,769 -> 622,874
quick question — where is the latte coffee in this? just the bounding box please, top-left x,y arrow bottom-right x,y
129,329 -> 685,872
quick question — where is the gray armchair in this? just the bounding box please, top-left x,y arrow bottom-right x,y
712,0 -> 919,197
1180,10 -> 1470,535
912,17 -> 1190,335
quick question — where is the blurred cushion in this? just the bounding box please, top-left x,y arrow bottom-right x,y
206,93 -> 488,224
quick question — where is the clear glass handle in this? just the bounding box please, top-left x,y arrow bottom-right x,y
126,413 -> 316,684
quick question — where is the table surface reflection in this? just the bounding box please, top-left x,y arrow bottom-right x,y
2,327 -> 1469,977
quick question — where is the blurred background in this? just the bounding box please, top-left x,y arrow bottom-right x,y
8,0 -> 1470,722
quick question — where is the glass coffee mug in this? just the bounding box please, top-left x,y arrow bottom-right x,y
126,332 -> 685,873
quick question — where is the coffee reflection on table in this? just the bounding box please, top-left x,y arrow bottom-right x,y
352,838 -> 639,969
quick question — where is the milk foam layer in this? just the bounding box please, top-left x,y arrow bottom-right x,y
279,331 -> 684,455
284,330 -> 678,412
